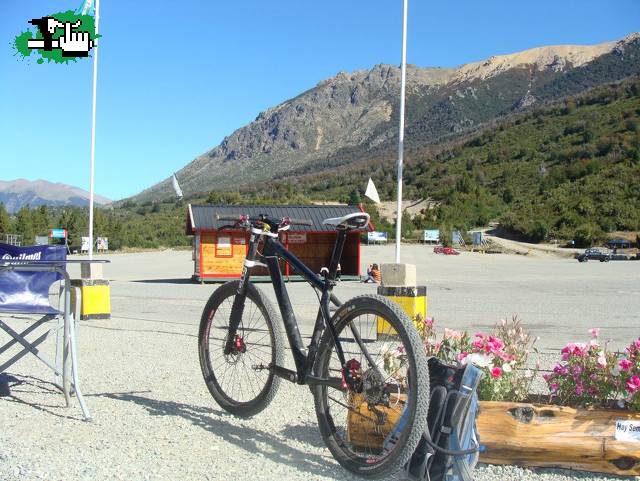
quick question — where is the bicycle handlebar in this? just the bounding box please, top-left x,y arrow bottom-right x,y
215,214 -> 312,227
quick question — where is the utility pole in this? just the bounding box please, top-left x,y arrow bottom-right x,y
88,0 -> 100,260
395,0 -> 408,264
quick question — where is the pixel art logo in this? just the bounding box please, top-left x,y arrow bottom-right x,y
13,10 -> 98,64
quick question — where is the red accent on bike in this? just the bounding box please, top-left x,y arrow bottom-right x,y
342,359 -> 361,390
234,335 -> 246,353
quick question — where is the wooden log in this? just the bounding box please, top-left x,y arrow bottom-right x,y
346,394 -> 404,449
477,401 -> 640,476
347,398 -> 640,476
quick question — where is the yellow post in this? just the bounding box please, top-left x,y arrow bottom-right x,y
377,285 -> 427,334
71,279 -> 111,320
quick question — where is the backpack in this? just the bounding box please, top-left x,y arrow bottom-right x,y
404,357 -> 483,481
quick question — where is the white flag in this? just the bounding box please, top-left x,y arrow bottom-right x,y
364,178 -> 380,204
172,173 -> 183,199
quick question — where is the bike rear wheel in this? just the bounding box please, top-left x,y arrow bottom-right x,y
312,295 -> 429,478
198,280 -> 284,417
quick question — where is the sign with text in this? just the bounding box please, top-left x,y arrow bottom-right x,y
287,233 -> 307,244
423,230 -> 439,242
615,420 -> 640,442
367,231 -> 388,243
49,228 -> 67,239
81,237 -> 90,252
216,236 -> 232,257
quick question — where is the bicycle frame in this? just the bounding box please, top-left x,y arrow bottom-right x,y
227,225 -> 353,390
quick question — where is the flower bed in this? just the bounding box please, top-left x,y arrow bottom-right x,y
349,316 -> 640,475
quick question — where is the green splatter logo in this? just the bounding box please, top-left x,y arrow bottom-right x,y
13,10 -> 99,64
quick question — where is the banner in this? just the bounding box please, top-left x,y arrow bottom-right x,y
96,237 -> 109,251
0,244 -> 66,311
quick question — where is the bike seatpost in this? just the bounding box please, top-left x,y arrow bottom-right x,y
327,228 -> 348,281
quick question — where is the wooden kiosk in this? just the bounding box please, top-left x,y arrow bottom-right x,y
186,204 -> 366,282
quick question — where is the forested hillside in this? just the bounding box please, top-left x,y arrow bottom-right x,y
262,78 -> 640,246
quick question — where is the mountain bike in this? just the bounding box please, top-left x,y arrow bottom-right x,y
198,212 -> 429,478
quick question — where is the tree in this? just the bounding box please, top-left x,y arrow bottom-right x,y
0,203 -> 10,235
15,206 -> 35,245
348,189 -> 362,205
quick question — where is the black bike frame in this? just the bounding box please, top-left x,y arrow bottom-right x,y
228,226 -> 351,389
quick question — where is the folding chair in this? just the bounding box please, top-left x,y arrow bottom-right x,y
0,243 -> 91,420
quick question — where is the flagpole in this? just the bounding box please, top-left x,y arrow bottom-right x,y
395,0 -> 408,264
88,0 -> 100,260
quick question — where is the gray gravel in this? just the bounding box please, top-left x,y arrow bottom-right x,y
0,247 -> 638,481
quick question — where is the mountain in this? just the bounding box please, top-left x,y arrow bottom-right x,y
0,179 -> 111,213
132,33 -> 640,202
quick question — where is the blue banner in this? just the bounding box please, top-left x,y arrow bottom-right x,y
0,244 -> 66,313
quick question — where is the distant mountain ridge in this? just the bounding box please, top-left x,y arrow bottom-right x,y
131,32 -> 640,202
0,179 -> 111,213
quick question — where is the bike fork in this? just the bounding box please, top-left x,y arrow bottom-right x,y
224,234 -> 259,355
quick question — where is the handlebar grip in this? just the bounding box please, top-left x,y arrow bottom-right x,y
216,214 -> 244,221
286,218 -> 313,226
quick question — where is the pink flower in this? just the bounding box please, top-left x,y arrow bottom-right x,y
549,382 -> 559,393
588,328 -> 601,338
424,317 -> 434,328
443,328 -> 462,341
457,352 -> 468,362
619,359 -> 633,372
553,364 -> 568,376
626,375 -> 640,394
575,385 -> 584,395
490,366 -> 502,378
597,355 -> 607,368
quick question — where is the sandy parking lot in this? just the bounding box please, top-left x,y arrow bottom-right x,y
0,245 -> 638,481
77,245 -> 639,351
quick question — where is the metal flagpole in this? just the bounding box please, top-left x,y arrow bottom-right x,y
395,0 -> 408,264
88,0 -> 100,260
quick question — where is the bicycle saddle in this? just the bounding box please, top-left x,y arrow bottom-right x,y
322,212 -> 370,230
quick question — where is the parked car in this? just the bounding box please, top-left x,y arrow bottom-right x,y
576,248 -> 611,263
434,246 -> 460,255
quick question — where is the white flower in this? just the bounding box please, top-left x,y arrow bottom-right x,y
467,352 -> 492,367
502,363 -> 513,373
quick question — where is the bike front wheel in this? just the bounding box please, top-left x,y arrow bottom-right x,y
198,280 -> 284,417
312,295 -> 429,478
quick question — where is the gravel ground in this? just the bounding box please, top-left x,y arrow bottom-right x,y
0,247 -> 638,481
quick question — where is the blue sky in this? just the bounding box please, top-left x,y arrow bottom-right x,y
1,0 -> 638,201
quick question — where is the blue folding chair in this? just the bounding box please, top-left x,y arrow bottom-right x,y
0,243 -> 91,420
